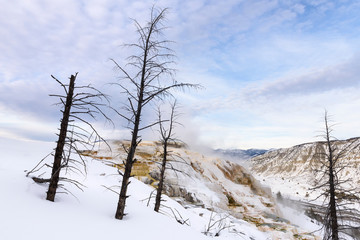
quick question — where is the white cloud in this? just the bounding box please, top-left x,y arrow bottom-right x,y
192,86 -> 360,149
180,52 -> 360,149
293,3 -> 305,14
1,0 -> 360,149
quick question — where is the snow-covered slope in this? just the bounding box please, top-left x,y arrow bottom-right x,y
249,137 -> 360,201
214,148 -> 268,161
0,138 -> 320,240
87,140 -> 320,239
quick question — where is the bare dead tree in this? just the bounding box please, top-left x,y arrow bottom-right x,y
322,112 -> 339,240
154,100 -> 180,212
111,7 -> 200,220
27,73 -> 112,202
311,111 -> 360,240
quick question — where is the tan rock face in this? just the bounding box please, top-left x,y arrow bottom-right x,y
87,140 -> 321,239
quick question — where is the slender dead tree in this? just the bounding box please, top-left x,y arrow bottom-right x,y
46,74 -> 77,201
312,111 -> 360,240
27,73 -> 111,201
111,7 -> 199,219
154,101 -> 180,212
322,112 -> 339,240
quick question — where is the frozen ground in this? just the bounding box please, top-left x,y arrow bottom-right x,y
0,138 -> 265,240
0,137 -> 322,239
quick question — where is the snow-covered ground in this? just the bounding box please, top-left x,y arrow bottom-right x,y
0,138 -> 321,240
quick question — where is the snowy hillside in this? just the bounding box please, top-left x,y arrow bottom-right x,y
249,137 -> 360,201
1,138 -> 320,240
214,148 -> 268,161
249,138 -> 360,239
85,140 -> 320,239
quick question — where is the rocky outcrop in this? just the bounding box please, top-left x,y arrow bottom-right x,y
89,140 -> 320,239
250,137 -> 360,182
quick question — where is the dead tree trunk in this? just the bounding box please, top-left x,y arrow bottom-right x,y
154,139 -> 168,212
46,74 -> 76,201
154,101 -> 178,212
115,94 -> 143,219
324,113 -> 339,240
27,72 -> 111,201
114,12 -> 148,219
310,111 -> 360,239
111,7 -> 199,219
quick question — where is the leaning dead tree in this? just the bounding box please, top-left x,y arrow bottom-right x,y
111,7 -> 199,219
311,111 -> 360,240
154,101 -> 180,212
27,73 -> 111,202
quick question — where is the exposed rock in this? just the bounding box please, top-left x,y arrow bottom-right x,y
149,170 -> 160,181
88,140 -> 321,239
139,176 -> 153,185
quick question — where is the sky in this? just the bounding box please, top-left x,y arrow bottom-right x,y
1,0 -> 360,149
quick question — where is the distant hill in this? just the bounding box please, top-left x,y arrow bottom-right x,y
214,148 -> 268,160
249,137 -> 360,202
250,137 -> 360,179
